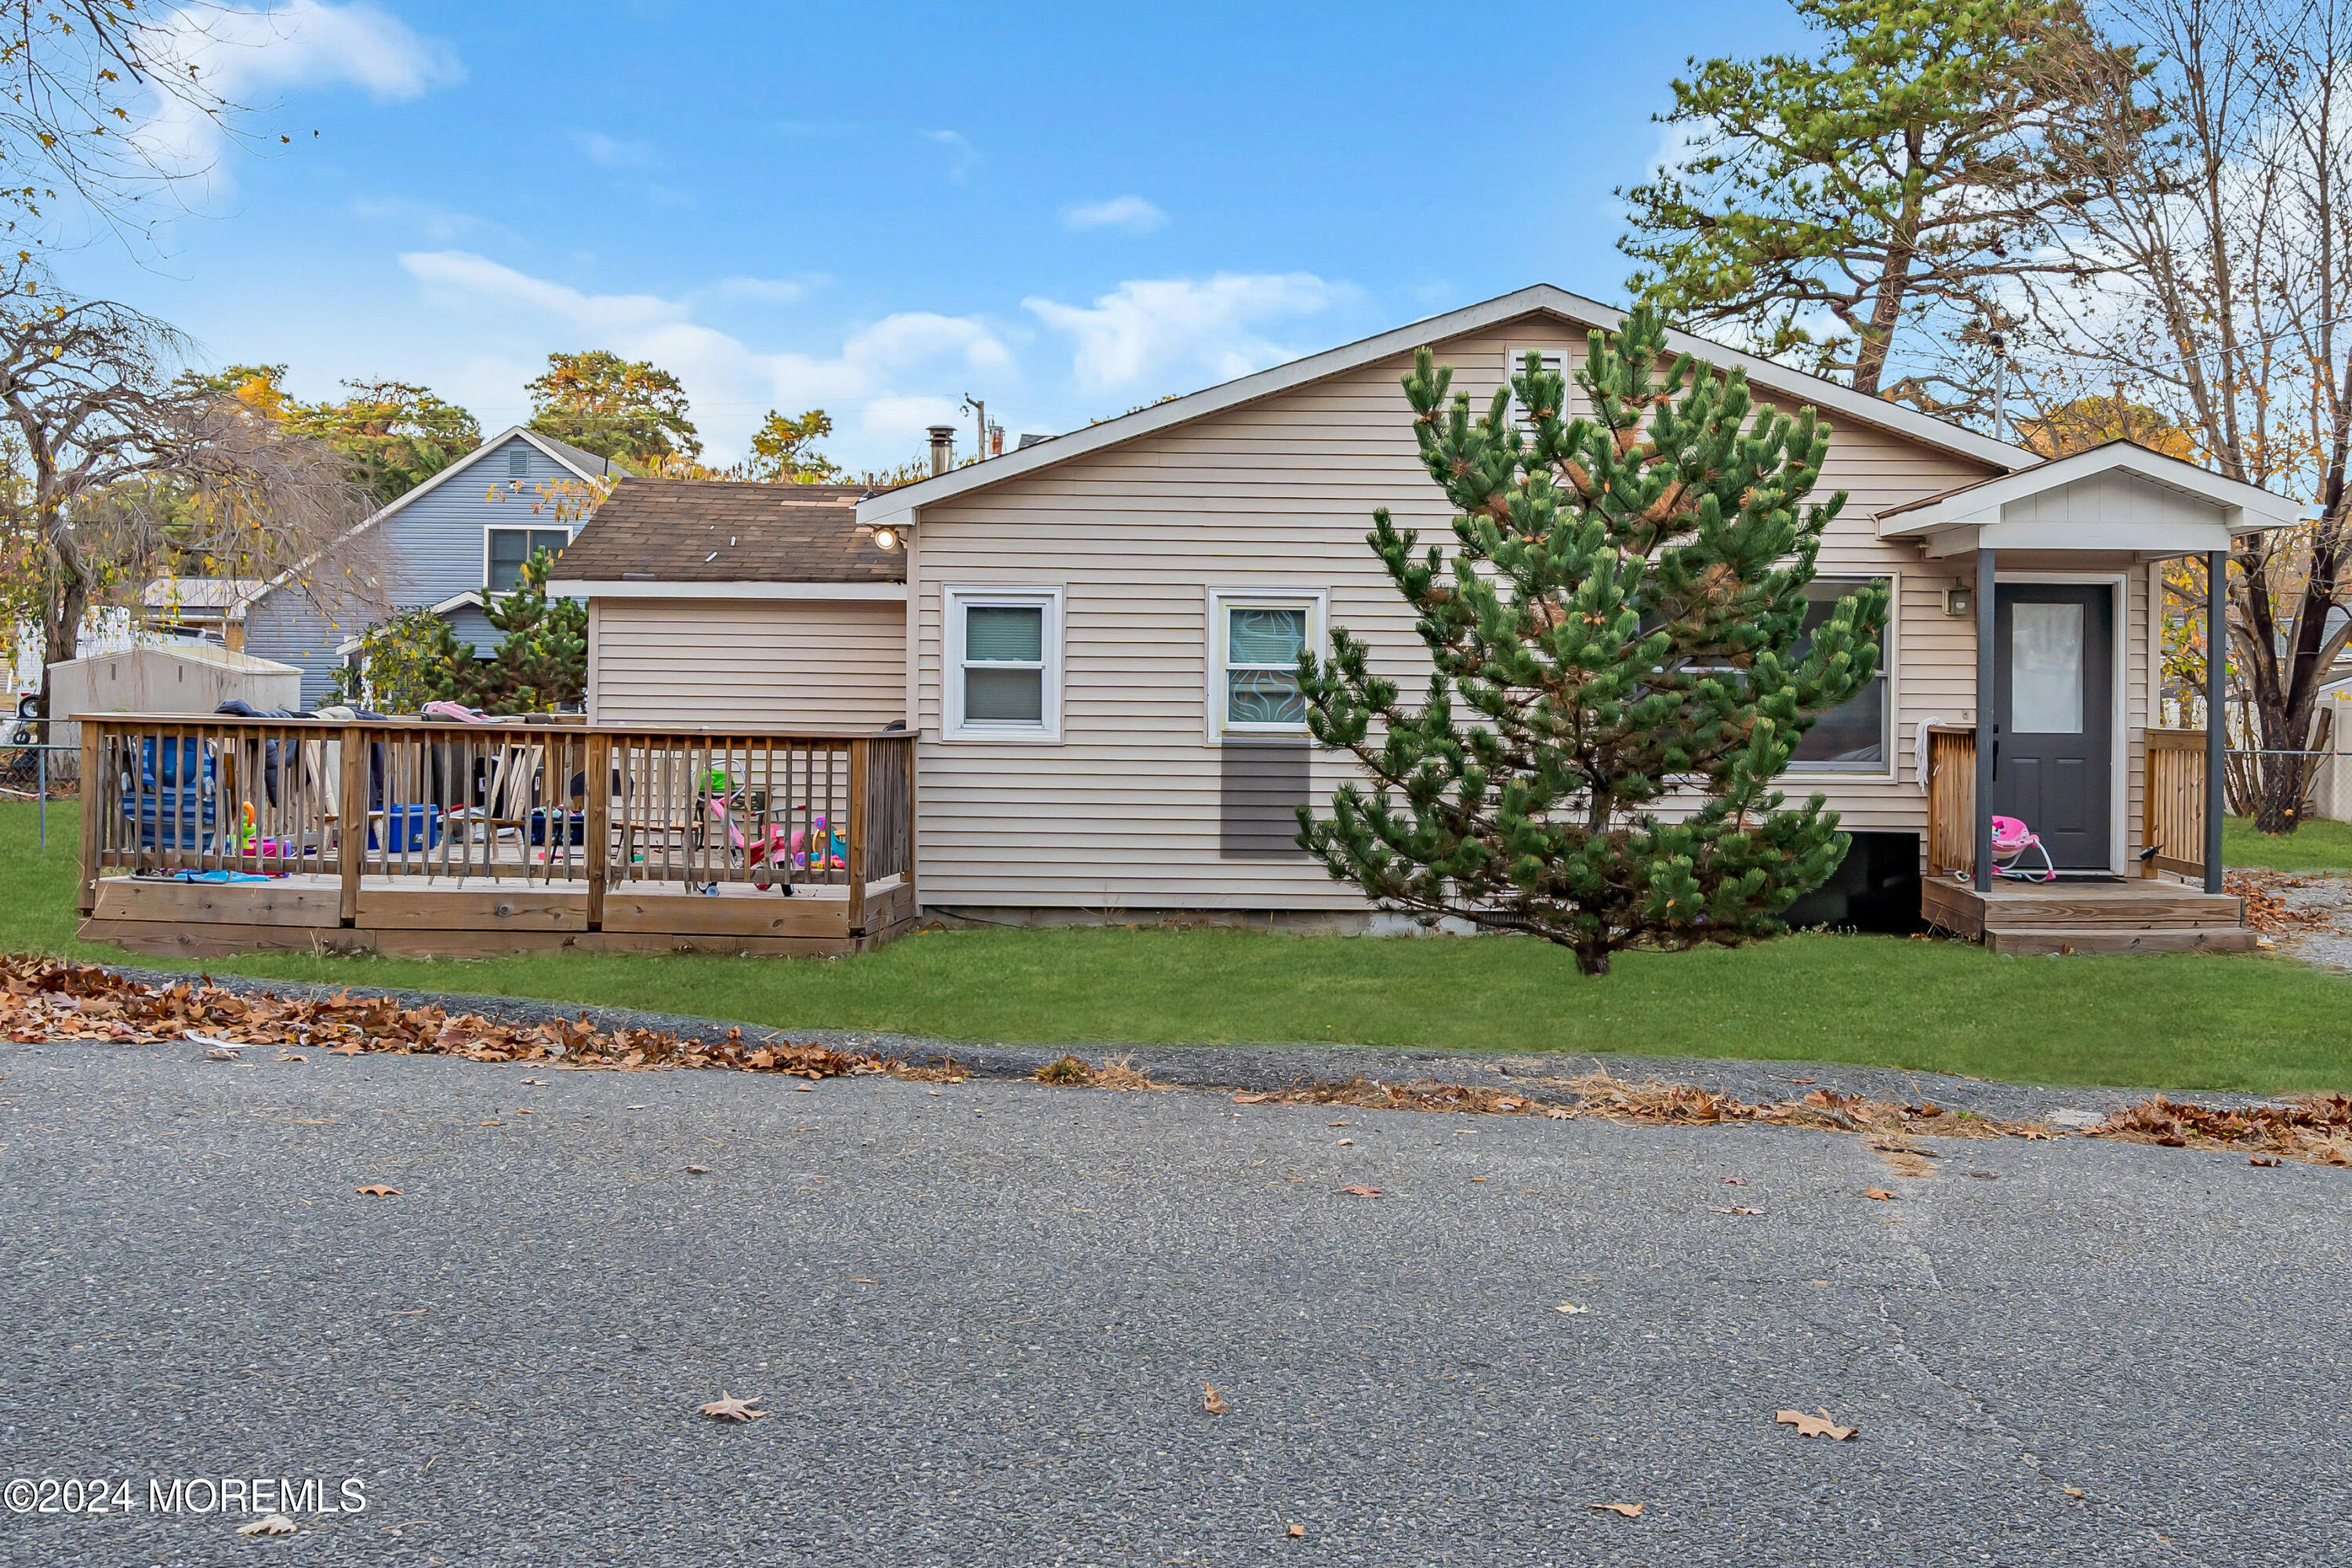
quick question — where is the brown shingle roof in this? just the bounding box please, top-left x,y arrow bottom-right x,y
554,478 -> 903,584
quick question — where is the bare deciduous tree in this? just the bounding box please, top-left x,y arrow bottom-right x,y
0,265 -> 376,715
2029,0 -> 2352,832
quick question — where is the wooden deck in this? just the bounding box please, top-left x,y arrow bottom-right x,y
1921,876 -> 2255,955
71,715 -> 917,960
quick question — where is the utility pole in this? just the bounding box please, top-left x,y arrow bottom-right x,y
961,394 -> 986,464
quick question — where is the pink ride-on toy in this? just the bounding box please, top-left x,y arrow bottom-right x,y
1990,815 -> 2056,882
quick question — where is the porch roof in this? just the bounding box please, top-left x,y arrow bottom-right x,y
1875,440 -> 2307,559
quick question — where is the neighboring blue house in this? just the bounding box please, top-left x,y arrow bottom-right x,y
241,427 -> 613,704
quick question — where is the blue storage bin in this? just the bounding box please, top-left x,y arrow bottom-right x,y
369,803 -> 443,852
528,808 -> 585,846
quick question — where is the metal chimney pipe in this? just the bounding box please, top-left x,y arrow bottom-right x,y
927,425 -> 956,477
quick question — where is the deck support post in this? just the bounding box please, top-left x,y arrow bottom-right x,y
2205,548 -> 2226,893
1974,547 -> 1996,893
584,731 -> 610,931
337,725 -> 365,926
77,722 -> 100,915
846,739 -> 869,936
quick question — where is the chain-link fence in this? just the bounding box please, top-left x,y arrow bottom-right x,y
0,742 -> 81,850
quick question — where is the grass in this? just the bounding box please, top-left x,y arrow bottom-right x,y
6,800 -> 2352,1096
2223,814 -> 2352,873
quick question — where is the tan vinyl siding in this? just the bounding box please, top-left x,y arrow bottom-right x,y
910,314 -> 2015,909
589,599 -> 907,730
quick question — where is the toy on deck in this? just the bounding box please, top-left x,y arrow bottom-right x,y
789,813 -> 848,873
1989,815 -> 2057,882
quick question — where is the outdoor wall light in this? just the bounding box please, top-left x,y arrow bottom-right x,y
872,525 -> 901,552
1945,586 -> 1973,618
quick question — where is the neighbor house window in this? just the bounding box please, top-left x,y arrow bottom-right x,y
1209,590 -> 1325,739
506,444 -> 530,477
946,587 -> 1063,742
1788,576 -> 1892,773
485,527 -> 572,591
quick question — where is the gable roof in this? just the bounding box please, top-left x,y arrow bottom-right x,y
549,478 -> 904,590
1876,438 -> 2307,535
857,283 -> 2041,525
249,426 -> 611,606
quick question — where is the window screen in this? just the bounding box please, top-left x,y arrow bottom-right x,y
962,604 -> 1045,723
1225,606 -> 1308,727
1788,579 -> 1890,770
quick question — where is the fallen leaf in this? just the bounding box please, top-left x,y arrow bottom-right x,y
1327,1120 -> 1348,1127
1543,1105 -> 1574,1120
354,1185 -> 401,1197
1335,1138 -> 1354,1146
1587,1501 -> 1644,1518
235,1514 -> 297,1537
1721,1176 -> 1748,1185
1864,1189 -> 1896,1200
1338,1185 -> 1381,1198
1790,1077 -> 1817,1085
328,1041 -> 365,1057
1714,1205 -> 1764,1215
795,1083 -> 815,1093
274,1053 -> 306,1063
1470,1176 -> 1486,1182
2250,1154 -> 2281,1167
478,1120 -> 501,1127
685,1165 -> 710,1175
1232,1092 -> 1269,1105
1777,1407 -> 1857,1440
1493,1097 -> 1523,1110
1555,1301 -> 1588,1315
1202,1383 -> 1229,1415
699,1389 -> 765,1422
1287,1523 -> 1305,1537
2063,1486 -> 2085,1498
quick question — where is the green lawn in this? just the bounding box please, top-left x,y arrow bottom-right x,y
2223,815 -> 2352,873
6,800 -> 2351,1095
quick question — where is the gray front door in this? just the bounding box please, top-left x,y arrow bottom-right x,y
1991,583 -> 2114,871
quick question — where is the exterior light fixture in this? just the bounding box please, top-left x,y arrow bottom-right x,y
872,525 -> 900,552
1945,586 -> 1973,618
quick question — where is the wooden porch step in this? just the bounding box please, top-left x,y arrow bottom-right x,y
1986,927 -> 2263,956
1922,878 -> 2246,940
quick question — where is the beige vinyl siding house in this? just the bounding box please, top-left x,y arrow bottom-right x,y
887,300 -> 2064,915
587,598 -> 907,729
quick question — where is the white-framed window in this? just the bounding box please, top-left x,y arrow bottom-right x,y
1207,589 -> 1326,739
1505,343 -> 1577,441
484,526 -> 573,592
1784,575 -> 1895,777
945,586 -> 1064,742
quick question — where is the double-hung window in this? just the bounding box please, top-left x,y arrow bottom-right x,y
946,587 -> 1063,741
485,527 -> 572,592
1209,590 -> 1324,739
1786,576 -> 1893,774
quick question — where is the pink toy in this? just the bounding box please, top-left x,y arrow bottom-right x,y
1989,815 -> 2056,882
788,812 -> 848,873
705,793 -> 799,890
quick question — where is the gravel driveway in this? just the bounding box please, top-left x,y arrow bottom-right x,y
3,1036 -> 2347,1566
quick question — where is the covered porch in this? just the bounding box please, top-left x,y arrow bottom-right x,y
1881,442 -> 2307,953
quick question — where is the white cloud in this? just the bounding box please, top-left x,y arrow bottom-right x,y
1062,195 -> 1168,234
141,2 -> 461,187
396,250 -> 1011,465
572,130 -> 655,169
924,129 -> 979,183
1023,273 -> 1348,393
702,275 -> 814,306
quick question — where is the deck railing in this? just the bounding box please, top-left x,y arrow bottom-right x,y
2144,728 -> 2209,880
1922,723 -> 2208,883
76,714 -> 915,943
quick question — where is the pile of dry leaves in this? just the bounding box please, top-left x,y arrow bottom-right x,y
2223,871 -> 2339,935
0,955 -> 883,1078
1221,1072 -> 2049,1142
2090,1094 -> 2352,1164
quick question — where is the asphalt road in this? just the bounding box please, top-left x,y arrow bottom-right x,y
2,1036 -> 2347,1566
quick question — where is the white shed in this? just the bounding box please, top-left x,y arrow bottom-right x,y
45,644 -> 305,746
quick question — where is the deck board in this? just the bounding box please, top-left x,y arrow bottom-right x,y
1922,875 -> 2245,946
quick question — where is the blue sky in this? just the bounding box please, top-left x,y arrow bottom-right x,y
66,1 -> 1810,470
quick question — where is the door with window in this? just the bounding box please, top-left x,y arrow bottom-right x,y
1991,583 -> 2113,871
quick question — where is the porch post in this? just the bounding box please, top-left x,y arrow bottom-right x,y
2205,548 -> 2226,893
1974,548 -> 1996,892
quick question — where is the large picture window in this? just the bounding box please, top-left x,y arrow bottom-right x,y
946,587 -> 1063,741
1788,576 -> 1892,773
1209,590 -> 1324,739
485,527 -> 572,592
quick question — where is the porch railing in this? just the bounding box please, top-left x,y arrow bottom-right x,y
1922,723 -> 2209,884
75,714 -> 914,937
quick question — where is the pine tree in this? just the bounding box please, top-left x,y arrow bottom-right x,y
475,549 -> 586,713
1296,308 -> 1887,977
